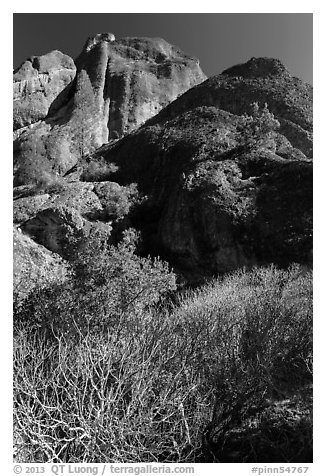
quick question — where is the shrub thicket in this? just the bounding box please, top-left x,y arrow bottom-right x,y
14,263 -> 312,463
15,228 -> 176,338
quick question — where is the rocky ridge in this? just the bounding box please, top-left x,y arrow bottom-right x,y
147,57 -> 312,158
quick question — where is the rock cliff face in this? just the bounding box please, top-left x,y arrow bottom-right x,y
13,44 -> 312,284
13,50 -> 76,131
75,35 -> 206,141
13,34 -> 206,181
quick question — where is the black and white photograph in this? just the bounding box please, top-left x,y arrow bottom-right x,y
12,10 -> 313,468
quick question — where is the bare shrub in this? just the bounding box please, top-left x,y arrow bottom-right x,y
13,320 -> 210,462
14,264 -> 312,462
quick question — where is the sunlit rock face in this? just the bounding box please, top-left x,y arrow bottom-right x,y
75,34 -> 207,141
13,227 -> 67,303
13,50 -> 76,130
18,182 -> 113,256
13,34 -> 206,182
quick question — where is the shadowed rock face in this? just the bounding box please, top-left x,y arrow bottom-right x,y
97,103 -> 312,278
13,34 -> 206,181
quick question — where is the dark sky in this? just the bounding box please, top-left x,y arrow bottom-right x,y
13,13 -> 313,84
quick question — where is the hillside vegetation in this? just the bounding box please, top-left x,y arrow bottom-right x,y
14,246 -> 312,462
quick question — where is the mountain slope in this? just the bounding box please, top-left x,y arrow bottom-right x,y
146,57 -> 312,158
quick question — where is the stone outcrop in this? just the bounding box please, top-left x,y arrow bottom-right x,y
21,205 -> 87,255
13,50 -> 76,130
13,193 -> 51,224
13,34 -> 206,183
14,182 -> 104,224
18,182 -> 113,256
84,32 -> 116,51
13,227 -> 67,303
75,35 -> 206,141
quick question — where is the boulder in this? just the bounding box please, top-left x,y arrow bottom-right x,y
19,182 -> 116,256
13,193 -> 50,224
13,182 -> 104,224
13,227 -> 67,303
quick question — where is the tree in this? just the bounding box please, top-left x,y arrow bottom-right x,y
81,156 -> 119,182
94,182 -> 139,221
46,128 -> 74,175
14,134 -> 54,189
237,102 -> 280,150
71,69 -> 98,160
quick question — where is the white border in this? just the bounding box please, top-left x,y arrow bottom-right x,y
2,3 -> 324,474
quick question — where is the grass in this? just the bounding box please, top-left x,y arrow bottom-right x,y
13,264 -> 312,463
